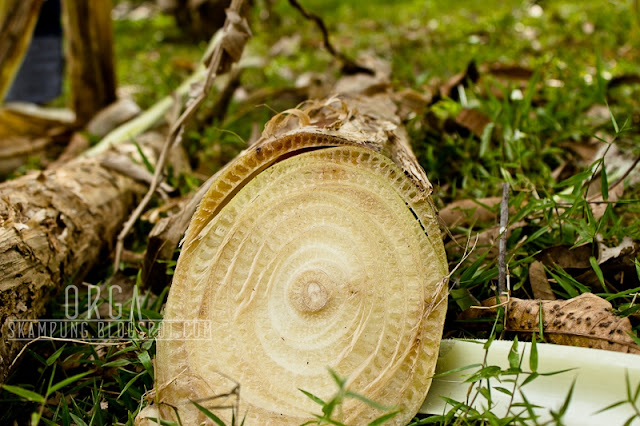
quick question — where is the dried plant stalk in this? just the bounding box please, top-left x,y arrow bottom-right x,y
61,0 -> 116,124
0,105 -> 75,175
0,0 -> 43,103
148,93 -> 449,425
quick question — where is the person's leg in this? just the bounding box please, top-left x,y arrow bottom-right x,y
5,0 -> 63,105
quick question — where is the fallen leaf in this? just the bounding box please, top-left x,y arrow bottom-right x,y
589,181 -> 624,219
393,88 -> 432,117
439,197 -> 501,228
170,57 -> 197,72
461,293 -> 640,354
598,236 -> 635,265
600,142 -> 640,188
529,260 -> 556,300
447,221 -> 526,260
454,108 -> 492,139
87,98 -> 141,138
560,138 -> 604,165
583,104 -> 615,128
573,269 -> 606,292
47,132 -> 90,170
608,74 -> 640,89
550,160 -> 567,181
537,244 -> 593,270
438,61 -> 480,101
334,73 -> 389,95
482,63 -> 534,81
269,34 -> 301,57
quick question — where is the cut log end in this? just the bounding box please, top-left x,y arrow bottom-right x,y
144,95 -> 449,425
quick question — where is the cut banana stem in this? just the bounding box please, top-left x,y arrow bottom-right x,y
144,94 -> 449,425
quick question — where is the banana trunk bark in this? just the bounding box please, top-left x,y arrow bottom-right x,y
146,90 -> 449,425
0,149 -> 156,383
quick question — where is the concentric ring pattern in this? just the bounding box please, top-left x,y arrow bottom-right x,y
156,145 -> 448,425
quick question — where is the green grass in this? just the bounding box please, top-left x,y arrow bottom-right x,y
3,0 -> 640,424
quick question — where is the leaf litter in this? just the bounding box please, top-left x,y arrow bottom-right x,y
460,293 -> 640,354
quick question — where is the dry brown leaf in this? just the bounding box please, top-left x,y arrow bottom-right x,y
220,10 -> 252,63
589,181 -> 624,219
600,142 -> 640,188
537,244 -> 593,270
439,197 -> 501,228
446,221 -> 526,260
573,269 -> 606,292
454,108 -> 492,139
170,57 -> 197,72
462,293 -> 640,354
438,61 -> 479,100
447,226 -> 499,258
334,72 -> 390,95
482,63 -> 534,81
47,132 -> 90,170
529,260 -> 555,300
608,74 -> 640,89
86,98 -> 141,138
393,88 -> 432,118
584,105 -> 613,128
269,34 -> 301,57
560,138 -> 604,165
550,160 -> 567,181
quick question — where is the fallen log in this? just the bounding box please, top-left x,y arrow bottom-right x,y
0,145 -> 158,383
141,87 -> 449,425
0,93 -> 206,382
0,70 -> 200,385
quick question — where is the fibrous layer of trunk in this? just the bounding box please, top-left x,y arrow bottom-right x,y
149,92 -> 449,425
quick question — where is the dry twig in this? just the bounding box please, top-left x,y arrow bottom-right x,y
497,182 -> 509,295
287,0 -> 373,75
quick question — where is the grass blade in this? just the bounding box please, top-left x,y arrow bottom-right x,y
367,410 -> 401,425
191,400 -> 226,426
2,384 -> 45,403
47,370 -> 93,396
299,388 -> 326,406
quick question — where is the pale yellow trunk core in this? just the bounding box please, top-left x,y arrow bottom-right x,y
155,146 -> 447,425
